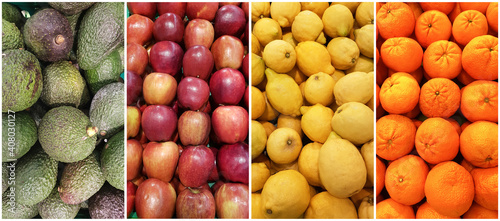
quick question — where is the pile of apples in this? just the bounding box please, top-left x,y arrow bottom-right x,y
126,2 -> 249,218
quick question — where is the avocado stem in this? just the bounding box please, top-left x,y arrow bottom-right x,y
86,126 -> 98,137
55,35 -> 65,45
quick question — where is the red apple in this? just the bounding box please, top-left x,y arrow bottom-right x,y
134,127 -> 149,144
131,175 -> 147,187
211,180 -> 225,195
217,142 -> 249,184
127,43 -> 148,76
177,182 -> 211,195
177,145 -> 214,187
241,53 -> 249,81
142,105 -> 177,142
242,86 -> 249,109
142,72 -> 177,105
214,5 -> 246,38
127,139 -> 143,181
157,2 -> 186,18
184,19 -> 214,50
127,2 -> 157,20
211,35 -> 244,70
127,71 -> 143,105
209,68 -> 246,105
241,2 -> 249,19
127,106 -> 141,138
177,77 -> 210,111
215,183 -> 249,218
135,178 -> 176,218
153,13 -> 184,43
201,100 -> 212,114
149,41 -> 184,76
220,2 -> 241,7
186,2 -> 219,21
143,141 -> 179,183
127,14 -> 154,46
176,188 -> 216,218
178,111 -> 210,146
182,45 -> 214,81
208,147 -> 219,182
212,105 -> 249,144
127,181 -> 137,217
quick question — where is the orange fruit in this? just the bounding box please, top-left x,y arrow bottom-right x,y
424,161 -> 475,217
376,114 -> 416,161
385,155 -> 429,205
402,102 -> 420,119
460,121 -> 498,168
445,118 -> 462,135
422,40 -> 462,79
379,72 -> 420,114
375,84 -> 380,108
418,78 -> 461,118
459,2 -> 490,14
448,3 -> 462,23
452,10 -> 489,46
419,2 -> 456,14
462,202 -> 499,219
376,157 -> 386,196
376,198 -> 415,219
412,119 -> 423,129
415,117 -> 460,164
416,201 -> 461,219
376,61 -> 388,86
415,10 -> 452,48
471,167 -> 498,210
407,3 -> 423,21
486,3 -> 498,32
461,121 -> 472,131
376,2 -> 415,39
388,66 -> 424,84
460,80 -> 498,122
457,69 -> 475,86
461,158 -> 476,172
462,35 -> 498,81
380,37 -> 423,73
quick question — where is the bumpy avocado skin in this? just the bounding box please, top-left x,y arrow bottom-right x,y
2,111 -> 37,162
89,82 -> 124,138
2,19 -> 23,50
37,187 -> 80,219
2,3 -> 24,28
88,183 -> 124,219
84,48 -> 123,94
2,191 -> 39,219
101,130 -> 124,190
41,61 -> 90,108
49,2 -> 95,15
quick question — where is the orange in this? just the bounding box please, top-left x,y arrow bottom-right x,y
460,80 -> 498,122
379,72 -> 420,114
415,10 -> 452,48
419,2 -> 456,14
376,114 -> 416,161
376,84 -> 380,108
461,121 -> 472,131
422,41 -> 462,79
376,2 -> 415,39
376,198 -> 415,219
376,157 -> 386,196
462,35 -> 498,81
385,155 -> 429,205
470,167 -> 498,210
388,66 -> 424,84
424,161 -> 475,217
412,119 -> 423,129
380,37 -> 423,73
376,61 -> 388,86
416,201 -> 461,219
402,102 -> 420,119
460,121 -> 498,168
415,118 -> 459,164
407,2 -> 423,21
445,118 -> 462,135
452,10 -> 489,46
457,69 -> 475,86
461,158 -> 476,172
459,2 -> 490,14
462,202 -> 499,219
448,3 -> 462,23
418,78 -> 461,118
486,3 -> 498,32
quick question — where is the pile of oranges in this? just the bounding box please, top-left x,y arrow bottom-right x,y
375,2 -> 498,219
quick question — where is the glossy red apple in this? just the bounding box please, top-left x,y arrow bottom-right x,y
183,45 -> 214,81
153,13 -> 184,43
134,127 -> 149,144
177,182 -> 211,195
241,2 -> 249,18
217,142 -> 249,184
177,77 -> 210,111
135,178 -> 176,218
184,19 -> 215,49
127,14 -> 154,46
178,111 -> 210,146
220,2 -> 241,7
127,181 -> 137,217
212,105 -> 249,144
211,180 -> 224,195
127,43 -> 148,76
127,106 -> 141,139
157,2 -> 186,18
143,141 -> 179,183
127,71 -> 143,105
241,53 -> 249,81
176,188 -> 216,218
214,5 -> 246,38
141,105 -> 177,142
242,86 -> 249,109
211,35 -> 244,70
127,2 -> 157,20
142,72 -> 177,105
149,41 -> 184,76
127,139 -> 143,180
186,2 -> 219,21
177,145 -> 214,187
215,183 -> 249,218
208,147 -> 219,182
209,68 -> 246,105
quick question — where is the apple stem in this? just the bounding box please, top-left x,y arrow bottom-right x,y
188,187 -> 201,194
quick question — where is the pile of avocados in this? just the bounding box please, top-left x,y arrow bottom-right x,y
2,2 -> 125,219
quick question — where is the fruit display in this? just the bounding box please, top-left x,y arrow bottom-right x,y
375,2 -> 498,219
251,2 -> 374,219
126,2 -> 250,218
2,2 -> 125,219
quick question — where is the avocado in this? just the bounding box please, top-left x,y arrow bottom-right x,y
77,2 -> 124,70
84,48 -> 123,94
37,187 -> 80,219
23,8 -> 73,62
2,3 -> 24,29
66,12 -> 82,40
41,61 -> 90,108
2,19 -> 23,51
38,106 -> 97,163
2,191 -> 39,219
101,130 -> 124,190
88,183 -> 124,219
2,49 -> 43,113
2,111 -> 37,162
59,151 -> 105,205
89,82 -> 124,138
2,163 -> 8,194
49,2 -> 95,15
80,200 -> 89,209
13,145 -> 58,206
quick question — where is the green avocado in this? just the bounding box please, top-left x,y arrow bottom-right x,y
41,61 -> 90,108
2,111 -> 37,162
2,3 -> 24,29
49,2 -> 95,15
89,82 -> 124,138
88,183 -> 124,219
84,48 -> 123,94
2,191 -> 39,219
101,130 -> 124,190
37,187 -> 80,219
2,19 -> 23,51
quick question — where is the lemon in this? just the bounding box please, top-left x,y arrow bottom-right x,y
334,71 -> 374,105
356,2 -> 374,27
332,69 -> 346,81
331,102 -> 374,145
270,160 -> 299,175
270,2 -> 301,28
251,120 -> 267,159
251,2 -> 270,22
252,193 -> 266,218
323,4 -> 354,38
252,162 -> 270,192
266,127 -> 302,164
298,142 -> 323,187
327,37 -> 360,70
259,120 -> 276,138
257,91 -> 280,122
285,65 -> 307,85
345,55 -> 373,74
304,72 -> 336,106
361,141 -> 374,186
350,188 -> 374,208
300,104 -> 334,143
265,68 -> 303,116
331,2 -> 361,13
295,41 -> 335,76
262,40 -> 296,73
261,170 -> 310,218
292,10 -> 323,43
299,82 -> 311,106
282,32 -> 299,48
251,53 -> 265,86
253,18 -> 282,47
305,192 -> 358,218
354,24 -> 374,58
251,34 -> 262,56
251,86 -> 265,120
277,114 -> 302,138
301,2 -> 330,18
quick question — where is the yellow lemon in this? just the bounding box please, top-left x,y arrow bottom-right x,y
356,2 -> 374,27
301,2 -> 330,18
251,2 -> 270,22
251,86 -> 265,119
358,195 -> 374,219
285,65 -> 307,85
270,2 -> 301,28
292,10 -> 324,43
300,104 -> 334,143
282,32 -> 299,48
251,162 -> 270,192
262,40 -> 296,73
346,55 -> 374,74
295,41 -> 335,76
305,191 -> 358,218
259,120 -> 276,138
266,127 -> 302,164
334,71 -> 374,105
350,188 -> 374,209
298,142 -> 323,187
253,18 -> 282,47
269,160 -> 299,175
327,37 -> 360,70
257,91 -> 279,122
331,102 -> 374,145
251,120 -> 267,159
265,68 -> 303,116
331,2 -> 360,13
361,141 -> 374,187
304,72 -> 336,106
277,114 -> 302,138
323,4 -> 354,38
332,69 -> 346,82
354,24 -> 374,58
251,53 -> 265,86
251,34 -> 262,56
252,193 -> 266,218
